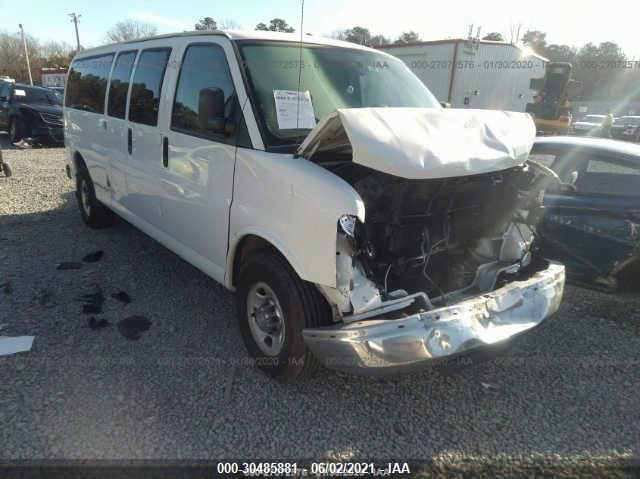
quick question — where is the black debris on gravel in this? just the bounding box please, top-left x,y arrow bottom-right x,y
77,289 -> 105,315
117,315 -> 151,340
88,317 -> 111,329
111,291 -> 131,304
1,281 -> 12,294
82,251 -> 104,263
56,262 -> 82,270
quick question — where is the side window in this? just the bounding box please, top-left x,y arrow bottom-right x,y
107,51 -> 137,119
128,48 -> 171,126
0,84 -> 8,100
65,54 -> 114,113
575,157 -> 640,197
171,44 -> 236,140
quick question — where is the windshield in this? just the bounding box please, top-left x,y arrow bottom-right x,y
239,41 -> 440,148
12,86 -> 62,106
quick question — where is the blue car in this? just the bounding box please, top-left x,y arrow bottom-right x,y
530,136 -> 640,291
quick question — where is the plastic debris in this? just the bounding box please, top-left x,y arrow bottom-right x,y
0,336 -> 34,356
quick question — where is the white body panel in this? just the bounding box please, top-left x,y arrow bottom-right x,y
227,147 -> 364,288
64,32 -> 365,291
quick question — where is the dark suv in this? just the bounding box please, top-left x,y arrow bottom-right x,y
0,82 -> 63,145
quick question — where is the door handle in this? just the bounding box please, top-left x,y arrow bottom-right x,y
127,128 -> 132,155
162,136 -> 168,168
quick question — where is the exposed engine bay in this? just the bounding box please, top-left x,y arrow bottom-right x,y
317,155 -> 556,320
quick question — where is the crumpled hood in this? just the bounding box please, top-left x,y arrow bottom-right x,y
297,107 -> 536,179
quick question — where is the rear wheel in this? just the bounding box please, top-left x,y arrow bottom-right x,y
235,250 -> 332,382
76,166 -> 114,228
9,118 -> 25,143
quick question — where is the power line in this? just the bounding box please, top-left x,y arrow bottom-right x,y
69,13 -> 81,52
18,24 -> 33,86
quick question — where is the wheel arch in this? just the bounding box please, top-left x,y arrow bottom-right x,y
226,233 -> 307,290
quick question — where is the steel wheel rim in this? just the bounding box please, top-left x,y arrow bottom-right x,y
246,281 -> 285,356
80,179 -> 91,216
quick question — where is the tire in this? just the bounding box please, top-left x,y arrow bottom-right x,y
75,165 -> 114,228
9,118 -> 25,143
235,250 -> 332,382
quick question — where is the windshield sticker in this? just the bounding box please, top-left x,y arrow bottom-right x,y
273,90 -> 316,130
14,89 -> 26,97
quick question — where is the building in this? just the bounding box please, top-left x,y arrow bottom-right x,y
379,39 -> 548,112
40,67 -> 68,89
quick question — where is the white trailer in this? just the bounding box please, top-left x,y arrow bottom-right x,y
379,39 -> 548,112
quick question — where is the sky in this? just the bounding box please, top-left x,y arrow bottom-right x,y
2,0 -> 639,58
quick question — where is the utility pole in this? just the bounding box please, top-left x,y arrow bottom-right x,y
69,13 -> 81,52
18,24 -> 33,86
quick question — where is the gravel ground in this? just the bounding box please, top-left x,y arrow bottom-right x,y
1,134 -> 639,469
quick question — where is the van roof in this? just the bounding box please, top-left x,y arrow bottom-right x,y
74,30 -> 381,58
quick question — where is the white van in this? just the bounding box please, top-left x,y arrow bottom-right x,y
64,31 -> 565,381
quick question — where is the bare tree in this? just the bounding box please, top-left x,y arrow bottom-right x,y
0,31 -> 42,83
219,19 -> 242,30
105,19 -> 157,43
40,40 -> 74,67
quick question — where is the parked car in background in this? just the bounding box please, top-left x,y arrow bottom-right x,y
570,114 -> 608,137
63,30 -> 564,381
611,116 -> 640,143
0,82 -> 64,145
530,136 -> 640,291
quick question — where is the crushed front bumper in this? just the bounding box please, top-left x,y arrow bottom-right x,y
303,261 -> 564,375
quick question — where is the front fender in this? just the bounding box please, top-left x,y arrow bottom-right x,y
227,148 -> 364,288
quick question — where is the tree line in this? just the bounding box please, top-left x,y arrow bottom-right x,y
513,30 -> 639,103
2,18 -> 638,103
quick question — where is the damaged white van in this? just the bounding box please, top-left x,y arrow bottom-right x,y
64,31 -> 565,381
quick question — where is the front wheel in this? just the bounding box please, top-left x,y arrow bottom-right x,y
76,166 -> 114,228
235,251 -> 332,382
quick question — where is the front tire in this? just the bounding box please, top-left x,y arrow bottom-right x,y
76,166 -> 114,228
236,251 -> 332,382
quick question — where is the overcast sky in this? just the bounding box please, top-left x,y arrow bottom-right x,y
2,0 -> 639,57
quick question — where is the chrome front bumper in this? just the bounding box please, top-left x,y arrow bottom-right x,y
303,261 -> 565,375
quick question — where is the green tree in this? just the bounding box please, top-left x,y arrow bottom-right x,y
522,30 -> 547,55
342,26 -> 371,45
195,17 -> 217,31
482,32 -> 504,41
255,18 -> 294,33
394,31 -> 421,44
575,41 -> 626,100
369,34 -> 390,46
544,44 -> 577,63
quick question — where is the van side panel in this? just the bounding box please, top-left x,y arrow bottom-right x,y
226,147 -> 365,289
64,53 -> 115,205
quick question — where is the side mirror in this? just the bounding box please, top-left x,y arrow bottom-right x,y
199,87 -> 226,134
440,101 -> 451,108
